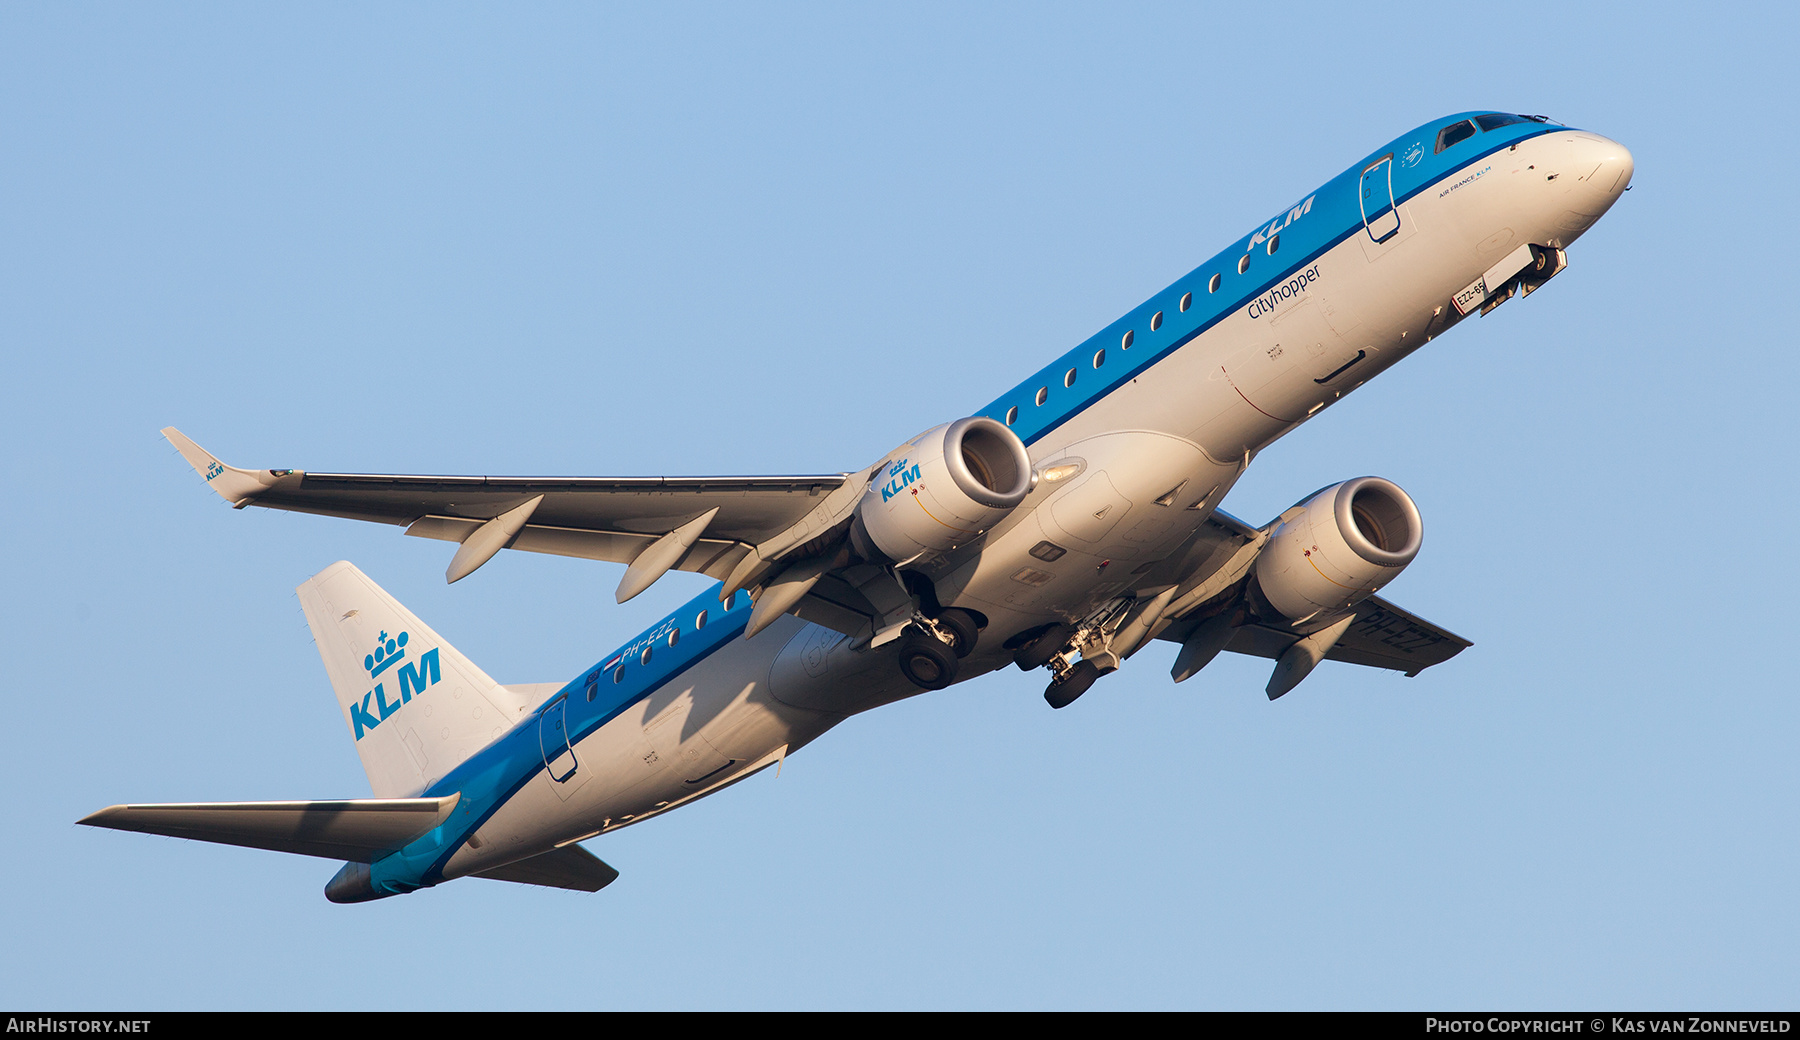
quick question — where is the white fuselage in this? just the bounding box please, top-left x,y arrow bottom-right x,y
442,127 -> 1632,881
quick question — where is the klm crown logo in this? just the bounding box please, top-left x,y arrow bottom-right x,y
364,630 -> 408,678
348,629 -> 443,741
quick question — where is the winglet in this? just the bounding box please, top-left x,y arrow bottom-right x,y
161,427 -> 283,506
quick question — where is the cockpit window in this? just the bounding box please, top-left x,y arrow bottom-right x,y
1435,120 -> 1478,153
1475,113 -> 1531,132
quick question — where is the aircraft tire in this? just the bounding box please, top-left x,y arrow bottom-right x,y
898,633 -> 959,690
1043,660 -> 1102,709
1013,623 -> 1073,671
936,608 -> 981,659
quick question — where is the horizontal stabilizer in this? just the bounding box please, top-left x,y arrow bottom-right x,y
78,795 -> 460,863
473,844 -> 619,892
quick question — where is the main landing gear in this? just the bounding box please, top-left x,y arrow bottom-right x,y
1010,622 -> 1106,709
896,608 -> 981,690
1009,591 -> 1158,709
1008,618 -> 1101,708
1010,623 -> 1074,672
1043,659 -> 1103,709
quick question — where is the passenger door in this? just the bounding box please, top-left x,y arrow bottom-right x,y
1359,154 -> 1400,243
538,695 -> 579,785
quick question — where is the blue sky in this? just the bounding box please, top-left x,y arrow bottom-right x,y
3,2 -> 1795,1010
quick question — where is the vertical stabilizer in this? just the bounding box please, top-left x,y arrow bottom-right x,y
297,562 -> 533,797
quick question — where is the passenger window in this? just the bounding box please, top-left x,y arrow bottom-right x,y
1063,368 -> 1076,388
1005,405 -> 1018,425
667,628 -> 679,648
1035,387 -> 1047,406
1179,291 -> 1192,312
613,667 -> 625,684
1237,254 -> 1250,275
1150,310 -> 1163,331
640,647 -> 652,666
1475,113 -> 1530,132
1208,273 -> 1221,293
585,678 -> 598,703
1266,234 -> 1279,255
1121,330 -> 1134,349
694,609 -> 708,629
1092,348 -> 1105,368
1435,120 -> 1478,153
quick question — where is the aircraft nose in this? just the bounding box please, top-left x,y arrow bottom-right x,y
1567,132 -> 1634,203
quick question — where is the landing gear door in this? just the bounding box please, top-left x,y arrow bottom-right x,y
538,695 -> 579,784
1359,154 -> 1400,244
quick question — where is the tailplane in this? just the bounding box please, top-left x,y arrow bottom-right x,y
79,560 -> 619,902
79,797 -> 459,862
297,561 -> 534,797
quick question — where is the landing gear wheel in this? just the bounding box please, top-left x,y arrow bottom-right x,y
898,633 -> 960,690
936,608 -> 981,659
1044,660 -> 1102,709
1013,623 -> 1074,671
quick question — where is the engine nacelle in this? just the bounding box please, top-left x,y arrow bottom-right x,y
1254,476 -> 1423,621
855,416 -> 1033,563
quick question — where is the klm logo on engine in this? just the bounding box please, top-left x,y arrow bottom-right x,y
348,630 -> 443,741
881,458 -> 922,502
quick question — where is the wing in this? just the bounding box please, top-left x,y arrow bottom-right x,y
164,427 -> 855,595
1214,595 -> 1472,676
1145,508 -> 1471,678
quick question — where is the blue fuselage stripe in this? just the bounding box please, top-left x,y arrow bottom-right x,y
384,586 -> 755,888
981,123 -> 1559,449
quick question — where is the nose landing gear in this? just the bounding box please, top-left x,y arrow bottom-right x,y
1519,244 -> 1567,297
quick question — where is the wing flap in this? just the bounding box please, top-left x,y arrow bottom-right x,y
473,844 -> 619,892
254,472 -> 848,542
77,795 -> 461,863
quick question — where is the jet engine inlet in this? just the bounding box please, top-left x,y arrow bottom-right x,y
1254,476 -> 1422,620
1335,476 -> 1421,566
945,416 -> 1033,509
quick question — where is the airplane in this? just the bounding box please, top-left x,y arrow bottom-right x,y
81,112 -> 1634,902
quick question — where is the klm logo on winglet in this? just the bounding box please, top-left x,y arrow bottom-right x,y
204,461 -> 224,482
348,630 -> 442,741
880,459 -> 921,502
